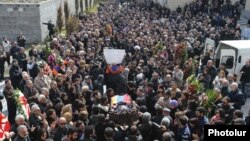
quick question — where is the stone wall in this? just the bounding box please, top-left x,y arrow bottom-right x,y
0,0 -> 94,44
0,3 -> 41,43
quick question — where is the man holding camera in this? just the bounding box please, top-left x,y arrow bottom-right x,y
43,20 -> 55,40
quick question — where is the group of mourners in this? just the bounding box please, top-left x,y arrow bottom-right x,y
0,0 -> 250,141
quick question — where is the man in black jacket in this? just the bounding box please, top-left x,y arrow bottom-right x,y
43,20 -> 55,40
9,59 -> 22,89
240,59 -> 250,98
53,117 -> 68,141
228,82 -> 245,109
3,80 -> 17,125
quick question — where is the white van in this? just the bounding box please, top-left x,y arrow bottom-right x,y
213,40 -> 250,83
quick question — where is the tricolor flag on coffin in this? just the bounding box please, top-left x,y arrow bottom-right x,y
15,90 -> 31,120
0,112 -> 11,140
111,94 -> 132,108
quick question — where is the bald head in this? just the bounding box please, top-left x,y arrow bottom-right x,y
207,60 -> 213,67
162,132 -> 172,141
59,117 -> 66,123
230,82 -> 238,91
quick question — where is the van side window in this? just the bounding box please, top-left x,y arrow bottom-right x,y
221,56 -> 234,69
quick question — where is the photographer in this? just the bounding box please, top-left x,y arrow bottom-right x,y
43,20 -> 55,40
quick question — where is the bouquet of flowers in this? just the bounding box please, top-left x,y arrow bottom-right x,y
47,53 -> 56,68
200,89 -> 217,109
186,74 -> 203,100
175,42 -> 188,66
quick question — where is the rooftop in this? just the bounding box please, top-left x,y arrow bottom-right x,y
0,0 -> 46,3
220,40 -> 250,49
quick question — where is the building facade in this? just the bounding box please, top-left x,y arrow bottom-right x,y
0,0 -> 94,43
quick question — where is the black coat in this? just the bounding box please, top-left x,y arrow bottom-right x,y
95,122 -> 106,141
3,87 -> 16,125
240,65 -> 250,83
10,46 -> 20,59
17,36 -> 26,47
53,126 -> 67,141
9,65 -> 22,89
138,122 -> 153,141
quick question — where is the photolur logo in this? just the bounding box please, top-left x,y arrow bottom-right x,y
208,129 -> 247,137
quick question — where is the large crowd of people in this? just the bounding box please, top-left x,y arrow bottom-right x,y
0,0 -> 250,141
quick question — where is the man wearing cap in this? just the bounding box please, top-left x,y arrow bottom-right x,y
163,107 -> 173,123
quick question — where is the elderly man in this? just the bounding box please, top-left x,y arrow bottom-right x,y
221,79 -> 230,97
228,82 -> 245,109
34,67 -> 51,92
29,105 -> 43,128
23,80 -> 39,103
14,125 -> 31,141
138,112 -> 154,141
10,115 -> 30,140
19,72 -> 32,92
37,94 -> 47,113
227,74 -> 235,84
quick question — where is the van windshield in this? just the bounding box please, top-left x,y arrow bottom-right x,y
221,56 -> 234,69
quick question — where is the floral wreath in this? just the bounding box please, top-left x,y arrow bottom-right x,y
106,64 -> 125,75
